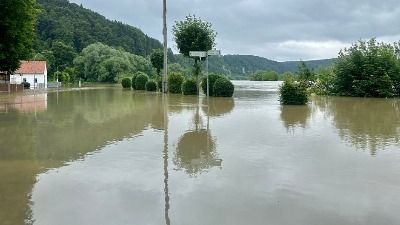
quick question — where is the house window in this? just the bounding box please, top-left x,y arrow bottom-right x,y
23,78 -> 26,82
34,78 -> 37,83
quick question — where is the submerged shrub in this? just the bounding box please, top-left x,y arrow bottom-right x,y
201,74 -> 223,96
213,77 -> 234,97
145,80 -> 157,92
131,73 -> 138,89
182,78 -> 198,95
279,81 -> 308,105
134,72 -> 149,90
121,77 -> 132,88
168,72 -> 184,94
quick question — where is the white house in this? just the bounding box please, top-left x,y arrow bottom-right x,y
11,61 -> 48,89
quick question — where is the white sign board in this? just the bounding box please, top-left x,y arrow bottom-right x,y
207,50 -> 221,56
189,51 -> 207,57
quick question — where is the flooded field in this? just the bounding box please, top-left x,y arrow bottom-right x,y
1,81 -> 399,225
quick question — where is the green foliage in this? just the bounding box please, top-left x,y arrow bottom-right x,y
168,72 -> 184,94
145,80 -> 157,92
150,49 -> 164,75
296,61 -> 316,83
132,73 -> 138,89
201,74 -> 224,96
333,38 -> 400,97
213,77 -> 235,97
249,70 -> 279,81
63,66 -> 78,83
121,77 -> 132,88
0,0 -> 38,73
35,0 -> 163,56
312,66 -> 335,95
51,41 -> 77,73
182,78 -> 198,95
156,75 -> 163,91
280,81 -> 309,105
172,14 -> 217,58
54,71 -> 70,83
73,43 -> 153,83
134,72 -> 149,90
282,71 -> 295,82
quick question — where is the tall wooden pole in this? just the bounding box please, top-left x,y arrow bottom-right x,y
162,0 -> 168,93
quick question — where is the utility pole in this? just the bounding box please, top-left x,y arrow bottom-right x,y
162,0 -> 168,93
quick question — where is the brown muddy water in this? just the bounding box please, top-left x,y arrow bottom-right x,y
0,81 -> 399,225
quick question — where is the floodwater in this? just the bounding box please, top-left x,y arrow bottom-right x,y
0,81 -> 399,225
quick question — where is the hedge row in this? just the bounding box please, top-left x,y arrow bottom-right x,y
122,72 -> 234,97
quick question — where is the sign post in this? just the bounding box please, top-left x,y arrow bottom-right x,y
206,49 -> 221,98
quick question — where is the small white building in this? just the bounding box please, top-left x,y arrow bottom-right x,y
11,61 -> 48,89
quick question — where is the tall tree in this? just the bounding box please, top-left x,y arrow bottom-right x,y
0,0 -> 38,73
172,14 -> 217,93
150,49 -> 164,75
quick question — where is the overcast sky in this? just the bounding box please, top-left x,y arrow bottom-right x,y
68,0 -> 400,61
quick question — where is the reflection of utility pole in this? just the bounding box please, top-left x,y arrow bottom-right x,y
162,0 -> 168,93
163,94 -> 171,225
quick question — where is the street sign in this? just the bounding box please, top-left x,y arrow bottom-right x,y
207,49 -> 221,56
189,51 -> 207,57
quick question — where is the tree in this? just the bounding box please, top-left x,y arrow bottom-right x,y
172,14 -> 217,93
73,43 -> 153,83
297,61 -> 316,83
334,38 -> 400,97
150,49 -> 164,75
0,0 -> 38,73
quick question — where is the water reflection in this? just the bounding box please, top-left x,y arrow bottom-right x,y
314,96 -> 400,155
173,98 -> 223,177
174,129 -> 220,176
280,105 -> 311,131
1,82 -> 400,225
0,92 -> 47,113
201,97 -> 235,118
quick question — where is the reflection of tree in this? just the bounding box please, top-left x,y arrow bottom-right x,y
168,95 -> 199,114
173,98 -> 221,177
173,129 -> 219,176
201,97 -> 235,117
280,105 -> 311,130
315,97 -> 400,155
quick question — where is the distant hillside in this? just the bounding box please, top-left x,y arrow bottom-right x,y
34,0 -> 162,56
172,54 -> 334,78
34,0 -> 334,79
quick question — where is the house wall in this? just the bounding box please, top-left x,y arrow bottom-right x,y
11,73 -> 47,89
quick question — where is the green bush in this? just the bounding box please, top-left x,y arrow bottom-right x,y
145,80 -> 157,92
22,82 -> 30,89
279,81 -> 308,105
201,74 -> 223,96
168,72 -> 184,94
182,78 -> 198,95
134,72 -> 149,90
131,73 -> 139,89
213,77 -> 234,97
156,75 -> 163,91
121,77 -> 132,88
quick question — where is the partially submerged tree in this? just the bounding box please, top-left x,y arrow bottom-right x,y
334,38 -> 400,97
172,14 -> 217,94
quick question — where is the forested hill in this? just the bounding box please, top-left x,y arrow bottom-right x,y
34,0 -> 334,78
34,0 -> 162,56
173,54 -> 334,77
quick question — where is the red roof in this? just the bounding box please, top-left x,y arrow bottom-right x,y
15,61 -> 47,74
